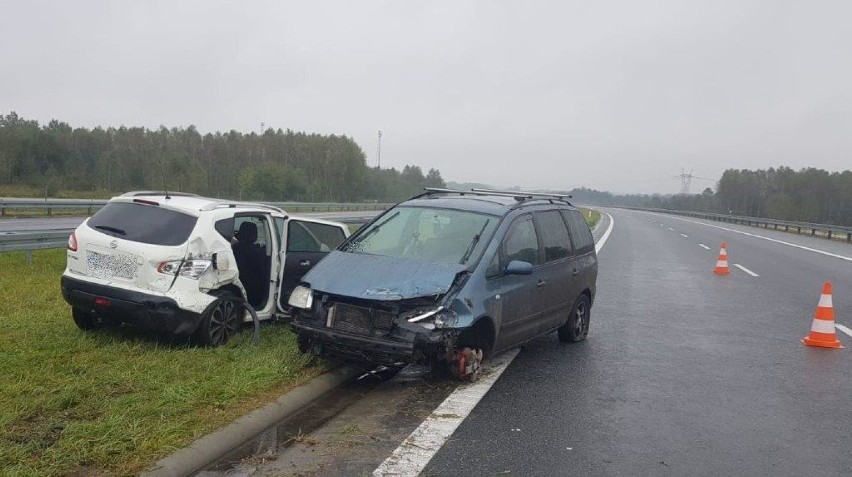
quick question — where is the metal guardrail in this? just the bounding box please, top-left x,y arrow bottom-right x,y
0,230 -> 71,261
621,206 -> 852,242
0,198 -> 393,216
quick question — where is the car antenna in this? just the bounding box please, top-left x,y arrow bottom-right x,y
158,156 -> 171,200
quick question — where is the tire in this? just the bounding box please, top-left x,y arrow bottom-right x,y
558,294 -> 591,343
193,292 -> 242,347
72,307 -> 105,331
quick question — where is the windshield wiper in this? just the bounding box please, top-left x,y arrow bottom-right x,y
94,225 -> 126,235
459,219 -> 490,264
345,211 -> 400,249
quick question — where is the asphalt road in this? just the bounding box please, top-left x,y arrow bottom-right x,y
0,210 -> 381,233
422,207 -> 852,475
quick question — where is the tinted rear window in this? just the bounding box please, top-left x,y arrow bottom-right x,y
534,210 -> 573,262
87,202 -> 198,246
562,209 -> 594,255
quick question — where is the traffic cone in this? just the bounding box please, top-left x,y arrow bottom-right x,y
802,281 -> 843,349
713,242 -> 730,275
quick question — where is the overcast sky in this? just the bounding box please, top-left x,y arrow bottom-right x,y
2,1 -> 851,194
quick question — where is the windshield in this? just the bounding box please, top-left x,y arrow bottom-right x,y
341,206 -> 497,265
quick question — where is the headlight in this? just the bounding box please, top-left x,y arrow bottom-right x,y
157,259 -> 212,279
434,310 -> 458,328
406,306 -> 457,329
288,285 -> 314,309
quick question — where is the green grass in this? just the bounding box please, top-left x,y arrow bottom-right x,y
0,250 -> 326,476
580,208 -> 601,228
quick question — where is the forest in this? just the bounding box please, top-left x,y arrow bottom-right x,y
0,112 -> 445,202
569,166 -> 852,226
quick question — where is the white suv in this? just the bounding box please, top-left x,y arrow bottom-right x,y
61,191 -> 350,346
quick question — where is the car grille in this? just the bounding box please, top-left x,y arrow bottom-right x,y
329,303 -> 395,337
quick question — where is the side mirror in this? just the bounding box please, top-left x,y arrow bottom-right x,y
505,260 -> 534,275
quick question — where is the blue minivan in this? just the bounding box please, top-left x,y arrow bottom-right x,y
288,189 -> 598,380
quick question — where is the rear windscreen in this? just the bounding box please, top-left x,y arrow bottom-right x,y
87,202 -> 198,246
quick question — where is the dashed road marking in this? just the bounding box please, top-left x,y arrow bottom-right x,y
660,215 -> 852,262
733,264 -> 759,277
835,324 -> 852,338
374,211 -> 615,476
699,244 -> 711,250
668,227 -> 675,231
680,233 -> 688,238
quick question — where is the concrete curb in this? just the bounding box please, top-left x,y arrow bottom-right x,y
141,366 -> 361,477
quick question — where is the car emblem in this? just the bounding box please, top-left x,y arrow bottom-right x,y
109,240 -> 118,249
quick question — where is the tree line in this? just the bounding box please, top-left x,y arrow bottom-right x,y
0,112 -> 445,202
569,166 -> 852,226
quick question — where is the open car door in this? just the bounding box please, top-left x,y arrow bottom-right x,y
276,217 -> 350,312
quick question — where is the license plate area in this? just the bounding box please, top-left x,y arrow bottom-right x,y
86,250 -> 138,280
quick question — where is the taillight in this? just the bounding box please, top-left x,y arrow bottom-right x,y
68,232 -> 78,252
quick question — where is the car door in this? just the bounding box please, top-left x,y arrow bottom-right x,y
276,218 -> 348,311
492,214 -> 547,350
532,209 -> 581,332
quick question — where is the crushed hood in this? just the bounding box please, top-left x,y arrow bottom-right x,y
301,251 -> 467,301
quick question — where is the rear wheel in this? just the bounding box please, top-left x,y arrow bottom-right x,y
194,292 -> 242,347
72,307 -> 106,331
558,294 -> 590,343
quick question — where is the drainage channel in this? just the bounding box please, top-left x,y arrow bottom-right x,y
195,367 -> 458,477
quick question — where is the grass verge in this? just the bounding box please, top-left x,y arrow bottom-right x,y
580,208 -> 601,228
0,249 -> 326,476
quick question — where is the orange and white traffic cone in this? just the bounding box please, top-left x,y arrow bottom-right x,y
713,242 -> 730,275
802,281 -> 843,349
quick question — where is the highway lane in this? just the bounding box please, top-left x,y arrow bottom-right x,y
0,210 -> 381,233
422,207 -> 852,475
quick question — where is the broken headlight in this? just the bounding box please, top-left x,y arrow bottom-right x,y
288,285 -> 314,310
406,306 -> 458,329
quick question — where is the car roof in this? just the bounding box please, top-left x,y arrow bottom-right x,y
401,193 -> 575,216
111,192 -> 285,216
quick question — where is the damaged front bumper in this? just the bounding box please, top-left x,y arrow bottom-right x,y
290,315 -> 457,366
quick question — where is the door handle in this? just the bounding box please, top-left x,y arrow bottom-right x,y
536,279 -> 546,288
572,269 -> 580,276
300,260 -> 311,267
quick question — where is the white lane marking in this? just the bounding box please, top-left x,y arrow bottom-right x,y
373,349 -> 520,476
835,324 -> 852,338
733,264 -> 759,277
680,233 -> 688,238
374,213 -> 615,476
668,227 -> 675,231
699,244 -> 711,250
660,215 -> 852,262
595,211 -> 615,254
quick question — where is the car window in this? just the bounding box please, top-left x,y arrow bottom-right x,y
87,202 -> 197,246
503,216 -> 540,266
233,215 -> 271,255
562,210 -> 594,255
484,253 -> 501,279
288,220 -> 346,253
215,217 -> 234,241
534,210 -> 573,262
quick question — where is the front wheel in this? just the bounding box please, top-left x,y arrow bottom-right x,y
558,294 -> 590,343
193,292 -> 242,347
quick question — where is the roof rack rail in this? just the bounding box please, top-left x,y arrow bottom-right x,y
199,201 -> 286,214
122,191 -> 200,198
420,187 -> 573,205
470,188 -> 572,200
